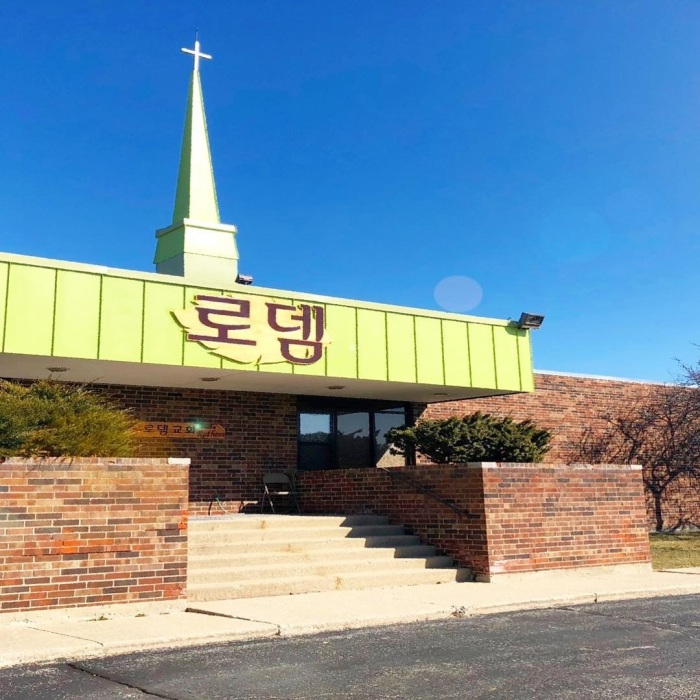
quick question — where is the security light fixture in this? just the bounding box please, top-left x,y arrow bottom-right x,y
236,274 -> 254,285
433,392 -> 449,397
200,377 -> 220,382
517,313 -> 545,330
327,385 -> 345,390
46,367 -> 69,373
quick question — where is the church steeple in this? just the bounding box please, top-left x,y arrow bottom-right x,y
154,36 -> 239,284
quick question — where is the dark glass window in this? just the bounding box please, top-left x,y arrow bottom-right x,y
374,409 -> 407,467
297,398 -> 407,471
298,412 -> 332,471
337,412 -> 371,468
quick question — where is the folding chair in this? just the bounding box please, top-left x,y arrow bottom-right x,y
261,471 -> 301,514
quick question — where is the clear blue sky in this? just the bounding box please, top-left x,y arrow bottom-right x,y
2,1 -> 699,382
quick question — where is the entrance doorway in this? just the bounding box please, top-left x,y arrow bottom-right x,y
297,398 -> 407,471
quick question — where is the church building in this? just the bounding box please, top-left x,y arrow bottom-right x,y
0,38 -> 534,516
0,40 -> 654,612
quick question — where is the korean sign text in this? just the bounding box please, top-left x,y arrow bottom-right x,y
173,294 -> 330,366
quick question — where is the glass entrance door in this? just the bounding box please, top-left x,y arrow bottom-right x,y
297,399 -> 408,471
298,412 -> 332,471
336,411 -> 371,468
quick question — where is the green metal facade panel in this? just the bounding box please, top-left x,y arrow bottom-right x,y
324,304 -> 357,379
386,313 -> 416,383
142,282 -> 185,365
0,262 -> 8,350
0,258 -> 534,393
442,319 -> 471,387
98,277 -> 144,362
53,271 -> 101,359
4,265 -> 56,356
357,309 -> 387,381
467,324 -> 497,390
292,297 -> 326,378
492,326 -> 522,390
517,333 -> 535,392
182,287 -> 222,369
415,316 -> 444,385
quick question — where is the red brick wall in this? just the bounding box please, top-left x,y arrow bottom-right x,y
420,372 -> 655,462
0,457 -> 188,613
420,372 -> 700,530
298,465 -> 490,574
89,385 -> 297,516
298,462 -> 651,578
481,463 -> 651,575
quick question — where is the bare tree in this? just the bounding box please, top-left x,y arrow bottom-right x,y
570,381 -> 700,531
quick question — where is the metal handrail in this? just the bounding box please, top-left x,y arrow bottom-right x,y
377,466 -> 469,517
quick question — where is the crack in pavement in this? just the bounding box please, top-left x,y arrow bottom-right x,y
67,662 -> 179,699
185,606 -> 282,636
559,605 -> 700,636
26,625 -> 105,647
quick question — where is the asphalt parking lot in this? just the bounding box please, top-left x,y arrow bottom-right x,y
4,595 -> 700,700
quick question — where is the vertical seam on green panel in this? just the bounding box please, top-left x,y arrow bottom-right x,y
290,297 -> 296,375
465,324 -> 473,387
439,320 -> 446,386
1,264 -> 10,353
96,275 -> 104,359
464,323 -> 471,385
516,330 -> 524,392
524,331 -> 534,392
219,288 -> 225,371
180,285 -> 186,366
139,281 -> 146,363
354,307 -> 360,379
49,270 -> 59,356
383,311 -> 389,381
411,314 -> 418,384
491,326 -> 499,389
322,303 -> 328,377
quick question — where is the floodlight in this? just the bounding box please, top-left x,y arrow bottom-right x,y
517,313 -> 545,330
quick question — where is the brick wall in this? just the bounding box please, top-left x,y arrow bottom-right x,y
420,372 -> 700,530
298,465 -> 490,574
298,462 -> 651,579
481,463 -> 651,575
420,372 -> 655,462
0,457 -> 189,613
89,385 -> 297,516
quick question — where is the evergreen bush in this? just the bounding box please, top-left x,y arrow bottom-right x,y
0,379 -> 136,457
386,412 -> 552,464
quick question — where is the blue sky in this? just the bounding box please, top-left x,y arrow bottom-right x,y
2,1 -> 700,382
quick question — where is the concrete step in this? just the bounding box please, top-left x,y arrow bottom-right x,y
188,534 -> 422,557
188,556 -> 457,584
189,515 -> 389,532
187,568 -> 473,601
188,524 -> 406,543
189,544 -> 439,568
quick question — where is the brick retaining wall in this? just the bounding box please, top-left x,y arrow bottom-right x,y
88,385 -> 297,516
420,373 -> 655,462
421,373 -> 700,530
299,464 -> 490,574
481,463 -> 650,575
298,462 -> 651,579
0,457 -> 189,613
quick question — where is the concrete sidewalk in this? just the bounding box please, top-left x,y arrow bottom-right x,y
2,567 -> 700,669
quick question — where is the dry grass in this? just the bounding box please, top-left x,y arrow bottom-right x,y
649,532 -> 700,570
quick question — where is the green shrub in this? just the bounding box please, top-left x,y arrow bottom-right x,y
0,379 -> 136,457
385,412 -> 552,464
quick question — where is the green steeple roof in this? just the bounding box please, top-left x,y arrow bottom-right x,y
154,38 -> 239,285
172,70 -> 220,224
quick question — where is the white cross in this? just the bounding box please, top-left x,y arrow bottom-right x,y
181,36 -> 212,72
